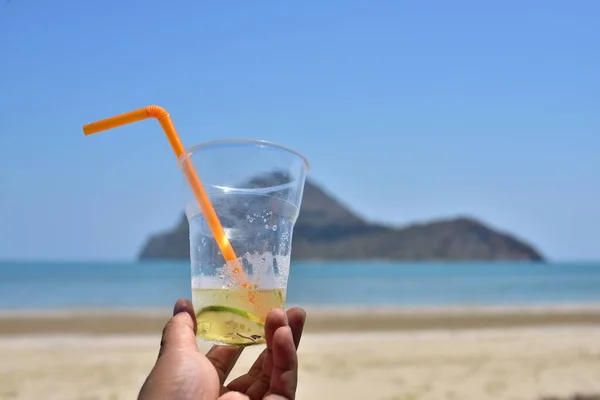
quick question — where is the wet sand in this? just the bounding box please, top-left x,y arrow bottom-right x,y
2,305 -> 600,335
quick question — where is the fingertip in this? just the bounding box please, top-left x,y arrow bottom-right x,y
287,307 -> 306,321
170,307 -> 196,329
172,298 -> 197,335
158,301 -> 199,357
286,307 -> 306,349
267,308 -> 288,324
272,326 -> 296,366
286,308 -> 306,329
265,308 -> 288,346
173,298 -> 193,316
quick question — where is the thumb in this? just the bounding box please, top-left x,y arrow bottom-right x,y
157,298 -> 199,358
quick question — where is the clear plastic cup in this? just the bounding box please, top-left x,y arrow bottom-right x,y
179,139 -> 309,346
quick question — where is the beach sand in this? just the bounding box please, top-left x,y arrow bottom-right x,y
1,307 -> 600,400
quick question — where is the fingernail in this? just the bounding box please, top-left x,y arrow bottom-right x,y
173,299 -> 185,316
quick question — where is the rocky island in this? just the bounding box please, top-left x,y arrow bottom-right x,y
138,179 -> 544,261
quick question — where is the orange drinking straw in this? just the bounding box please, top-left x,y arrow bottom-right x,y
82,105 -> 251,288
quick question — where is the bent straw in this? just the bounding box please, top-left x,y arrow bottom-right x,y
82,105 -> 251,289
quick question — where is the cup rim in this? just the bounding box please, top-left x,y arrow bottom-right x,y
177,138 -> 311,171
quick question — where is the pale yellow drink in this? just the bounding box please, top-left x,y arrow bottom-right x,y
192,288 -> 286,346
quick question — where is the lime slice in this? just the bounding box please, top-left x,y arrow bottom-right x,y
195,305 -> 266,346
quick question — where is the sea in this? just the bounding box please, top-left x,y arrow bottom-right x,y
0,261 -> 599,310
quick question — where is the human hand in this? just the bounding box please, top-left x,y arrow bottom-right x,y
138,298 -> 306,400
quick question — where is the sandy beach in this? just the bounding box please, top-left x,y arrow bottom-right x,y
1,307 -> 600,400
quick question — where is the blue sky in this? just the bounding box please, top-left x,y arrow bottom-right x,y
0,0 -> 598,261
